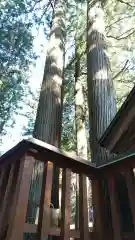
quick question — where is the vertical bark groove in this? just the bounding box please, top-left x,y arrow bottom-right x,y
87,1 -> 116,165
75,41 -> 90,230
87,0 -> 117,235
34,0 -> 66,147
28,1 -> 66,239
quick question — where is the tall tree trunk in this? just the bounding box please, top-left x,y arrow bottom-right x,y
32,0 -> 66,236
75,44 -> 87,161
34,0 -> 66,146
87,0 -> 133,233
87,1 -> 116,166
87,0 -> 117,234
74,41 -> 91,229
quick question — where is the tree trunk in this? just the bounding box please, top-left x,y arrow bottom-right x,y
75,44 -> 87,161
74,41 -> 90,229
87,1 -> 116,166
87,0 -> 117,234
87,0 -> 133,234
30,0 -> 66,237
34,0 -> 66,147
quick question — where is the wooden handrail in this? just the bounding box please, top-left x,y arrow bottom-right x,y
0,138 -> 97,176
98,151 -> 135,171
1,138 -> 135,173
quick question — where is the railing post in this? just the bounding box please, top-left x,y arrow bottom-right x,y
79,174 -> 89,240
37,161 -> 53,240
92,176 -> 105,240
0,168 -> 6,201
6,153 -> 34,240
0,164 -> 14,233
108,176 -> 122,240
0,165 -> 10,211
124,168 -> 135,231
60,168 -> 71,240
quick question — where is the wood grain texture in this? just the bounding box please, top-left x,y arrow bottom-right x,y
92,177 -> 105,240
6,154 -> 34,240
0,164 -> 14,233
124,168 -> 135,231
79,174 -> 89,240
37,161 -> 53,240
108,176 -> 122,240
60,168 -> 71,240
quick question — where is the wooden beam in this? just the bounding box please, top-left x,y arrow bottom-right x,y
6,154 -> 34,240
92,177 -> 105,240
0,165 -> 11,213
124,168 -> 135,231
24,223 -> 82,238
37,161 -> 53,240
79,174 -> 89,240
60,168 -> 71,240
0,164 -> 14,233
24,223 -> 135,239
108,176 -> 122,240
103,104 -> 135,153
0,168 -> 6,209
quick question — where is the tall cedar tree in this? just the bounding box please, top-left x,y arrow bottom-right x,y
33,0 -> 66,231
87,1 -> 116,165
87,0 -> 117,234
74,39 -> 88,227
87,0 -> 133,232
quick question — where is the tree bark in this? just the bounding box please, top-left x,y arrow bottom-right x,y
87,1 -> 133,234
87,1 -> 116,166
74,41 -> 92,229
87,0 -> 117,234
75,44 -> 88,161
34,0 -> 66,147
31,0 -> 66,237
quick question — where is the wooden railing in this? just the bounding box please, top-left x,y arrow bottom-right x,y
0,138 -> 135,240
98,152 -> 135,240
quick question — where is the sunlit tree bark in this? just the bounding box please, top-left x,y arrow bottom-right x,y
74,41 -> 88,228
34,0 -> 66,147
75,44 -> 87,161
87,0 -> 133,233
87,0 -> 117,234
32,0 -> 66,236
87,1 -> 116,166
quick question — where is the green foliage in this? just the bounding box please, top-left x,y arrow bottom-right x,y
0,0 -> 36,135
22,91 -> 39,137
0,0 -> 55,138
104,0 -> 135,108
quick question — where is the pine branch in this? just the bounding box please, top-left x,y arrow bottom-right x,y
112,60 -> 129,80
26,0 -> 54,14
107,29 -> 135,40
27,0 -> 43,13
106,16 -> 130,31
119,0 -> 135,7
